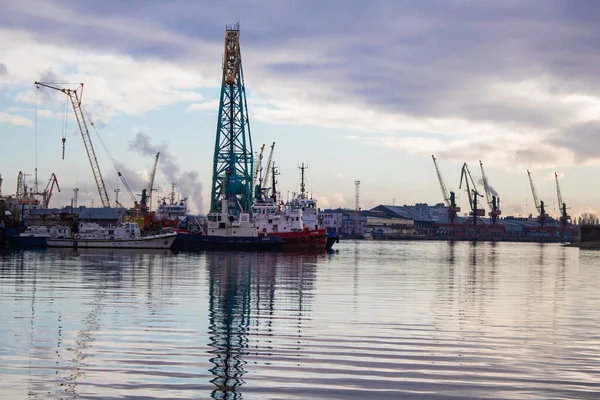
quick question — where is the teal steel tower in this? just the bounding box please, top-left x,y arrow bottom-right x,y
210,23 -> 254,214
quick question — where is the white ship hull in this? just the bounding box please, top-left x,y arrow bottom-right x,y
47,233 -> 176,249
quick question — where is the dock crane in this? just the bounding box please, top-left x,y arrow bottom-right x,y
432,155 -> 460,224
262,142 -> 276,198
459,163 -> 485,225
140,152 -> 160,214
252,144 -> 265,198
555,172 -> 570,230
479,161 -> 501,224
527,170 -> 548,226
34,82 -> 111,207
41,173 -> 60,208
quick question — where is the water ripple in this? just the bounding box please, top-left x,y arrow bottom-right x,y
1,243 -> 599,399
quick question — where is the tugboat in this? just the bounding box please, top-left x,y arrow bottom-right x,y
174,197 -> 281,250
252,163 -> 337,250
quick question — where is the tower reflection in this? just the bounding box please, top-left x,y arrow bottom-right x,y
206,251 -> 319,399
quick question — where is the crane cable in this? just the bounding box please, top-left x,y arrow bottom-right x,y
82,107 -> 135,204
61,96 -> 68,159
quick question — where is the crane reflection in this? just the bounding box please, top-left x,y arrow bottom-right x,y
206,251 -> 320,399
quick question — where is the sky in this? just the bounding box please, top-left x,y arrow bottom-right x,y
1,0 -> 600,219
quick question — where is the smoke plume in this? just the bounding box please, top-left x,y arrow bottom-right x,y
128,132 -> 204,214
477,178 -> 499,197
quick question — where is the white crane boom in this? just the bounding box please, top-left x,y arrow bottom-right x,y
35,82 -> 111,207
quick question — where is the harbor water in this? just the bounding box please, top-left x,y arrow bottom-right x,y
1,241 -> 599,399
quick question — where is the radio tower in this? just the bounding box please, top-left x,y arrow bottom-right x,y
355,180 -> 360,234
210,23 -> 254,214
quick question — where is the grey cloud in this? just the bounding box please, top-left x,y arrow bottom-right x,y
0,63 -> 7,76
550,121 -> 600,161
514,148 -> 560,165
5,0 -> 600,167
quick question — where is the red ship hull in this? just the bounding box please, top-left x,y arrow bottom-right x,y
266,228 -> 327,249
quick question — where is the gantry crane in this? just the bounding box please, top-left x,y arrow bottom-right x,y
459,163 -> 485,226
432,155 -> 460,224
140,152 -> 160,214
527,170 -> 547,227
34,82 -> 111,207
262,142 -> 276,198
479,160 -> 501,224
555,172 -> 570,230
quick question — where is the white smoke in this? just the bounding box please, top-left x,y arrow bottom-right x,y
477,178 -> 499,197
128,132 -> 204,214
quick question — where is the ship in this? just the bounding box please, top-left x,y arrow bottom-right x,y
47,221 -> 176,249
174,197 -> 281,251
252,163 -> 338,250
155,182 -> 189,226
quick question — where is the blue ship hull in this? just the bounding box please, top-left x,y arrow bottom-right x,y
6,235 -> 48,247
174,232 -> 282,251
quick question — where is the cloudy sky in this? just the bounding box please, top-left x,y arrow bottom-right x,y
1,0 -> 599,217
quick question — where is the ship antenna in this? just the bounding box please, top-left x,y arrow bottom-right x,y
271,161 -> 279,202
298,162 -> 307,199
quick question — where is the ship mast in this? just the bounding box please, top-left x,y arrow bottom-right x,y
298,163 -> 307,199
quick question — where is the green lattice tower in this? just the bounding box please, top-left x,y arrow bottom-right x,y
210,23 -> 254,214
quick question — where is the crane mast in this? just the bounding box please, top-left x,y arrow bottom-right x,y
432,155 -> 450,206
527,170 -> 541,213
263,142 -> 276,197
34,82 -> 111,208
252,144 -> 265,195
527,170 -> 546,226
42,173 -> 60,208
479,160 -> 501,224
210,23 -> 254,214
459,163 -> 484,225
432,155 -> 460,224
555,172 -> 570,229
146,152 -> 160,212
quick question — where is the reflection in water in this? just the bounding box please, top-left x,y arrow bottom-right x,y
206,252 -> 319,399
2,244 -> 600,399
207,253 -> 252,400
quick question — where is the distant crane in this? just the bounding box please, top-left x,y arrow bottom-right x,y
432,155 -> 460,224
35,82 -> 111,207
555,172 -> 570,230
262,142 -> 276,198
252,144 -> 265,198
527,170 -> 547,227
140,152 -> 160,214
479,160 -> 501,224
355,180 -> 360,235
459,163 -> 485,226
41,173 -> 60,208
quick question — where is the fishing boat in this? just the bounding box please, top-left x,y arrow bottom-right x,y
47,222 -> 176,249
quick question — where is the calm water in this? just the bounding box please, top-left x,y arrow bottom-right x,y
1,241 -> 599,399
